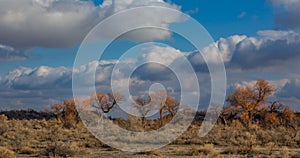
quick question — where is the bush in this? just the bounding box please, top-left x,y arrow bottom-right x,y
192,144 -> 220,157
0,115 -> 9,135
51,99 -> 79,129
45,141 -> 78,157
0,147 -> 15,158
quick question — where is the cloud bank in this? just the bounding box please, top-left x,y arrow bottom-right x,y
0,0 -> 183,48
1,37 -> 300,111
0,44 -> 28,62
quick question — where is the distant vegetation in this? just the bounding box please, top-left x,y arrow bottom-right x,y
0,109 -> 54,120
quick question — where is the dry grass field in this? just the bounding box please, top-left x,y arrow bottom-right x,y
0,112 -> 299,158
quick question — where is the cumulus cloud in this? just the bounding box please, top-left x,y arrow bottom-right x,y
269,0 -> 300,30
2,27 -> 300,111
269,79 -> 300,111
4,66 -> 72,90
187,30 -> 300,111
233,79 -> 289,93
138,45 -> 184,66
133,45 -> 186,81
188,35 -> 247,66
230,30 -> 300,70
187,30 -> 300,71
0,66 -> 71,110
0,44 -> 28,62
0,60 -> 114,109
1,40 -> 299,111
277,79 -> 300,100
0,0 -> 183,48
0,45 -> 206,110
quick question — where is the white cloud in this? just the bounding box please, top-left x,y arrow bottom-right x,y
4,66 -> 71,89
188,29 -> 300,110
234,80 -> 257,89
188,30 -> 300,71
1,40 -> 299,111
0,44 -> 28,62
269,0 -> 300,30
187,35 -> 247,70
0,0 -> 98,48
237,12 -> 247,19
269,79 -> 290,92
214,35 -> 248,62
257,30 -> 300,42
277,79 -> 300,99
274,79 -> 300,111
0,0 -> 183,48
2,25 -> 300,111
230,30 -> 300,71
0,45 -> 203,110
138,45 -> 184,67
270,0 -> 299,7
233,79 -> 289,93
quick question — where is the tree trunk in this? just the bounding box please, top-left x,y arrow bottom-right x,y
159,108 -> 163,125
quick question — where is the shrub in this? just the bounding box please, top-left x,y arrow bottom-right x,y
51,99 -> 79,128
0,115 -> 9,135
281,107 -> 296,126
192,144 -> 220,157
0,147 -> 15,158
45,141 -> 78,157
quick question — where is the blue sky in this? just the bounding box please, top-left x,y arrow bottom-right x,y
0,0 -> 300,111
173,0 -> 275,38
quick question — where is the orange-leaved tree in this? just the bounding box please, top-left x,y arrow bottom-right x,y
148,90 -> 180,124
51,99 -> 79,128
226,80 -> 275,126
63,99 -> 79,127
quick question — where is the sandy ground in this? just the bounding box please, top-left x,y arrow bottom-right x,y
15,144 -> 299,158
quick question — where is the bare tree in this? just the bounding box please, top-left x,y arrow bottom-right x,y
90,91 -> 125,123
51,104 -> 63,122
133,95 -> 152,125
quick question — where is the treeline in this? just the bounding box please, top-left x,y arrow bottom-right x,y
0,109 -> 54,120
45,80 -> 299,130
0,80 -> 298,130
